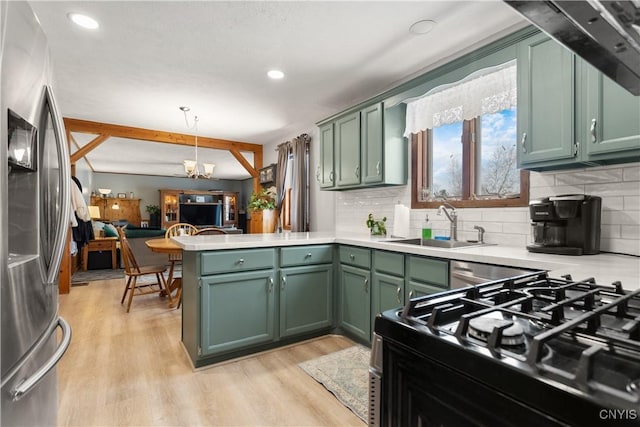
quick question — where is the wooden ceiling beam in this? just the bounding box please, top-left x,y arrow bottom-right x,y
64,117 -> 264,155
70,133 -> 110,163
230,149 -> 258,178
68,133 -> 95,172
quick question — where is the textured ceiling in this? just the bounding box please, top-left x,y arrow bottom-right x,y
29,1 -> 525,179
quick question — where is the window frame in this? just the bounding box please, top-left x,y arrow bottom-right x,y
410,119 -> 529,210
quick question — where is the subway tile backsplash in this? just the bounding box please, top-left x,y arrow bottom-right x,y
335,162 -> 640,256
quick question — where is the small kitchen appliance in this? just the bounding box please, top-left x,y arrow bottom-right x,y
527,194 -> 601,255
371,272 -> 640,426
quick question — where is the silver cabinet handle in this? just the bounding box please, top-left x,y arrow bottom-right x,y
396,287 -> 402,304
315,166 -> 321,182
268,277 -> 274,293
281,276 -> 286,290
11,317 -> 71,401
590,118 -> 597,143
521,132 -> 527,153
364,277 -> 369,292
305,253 -> 312,258
237,258 -> 244,265
355,165 -> 360,178
349,254 -> 355,260
409,290 -> 415,299
329,171 -> 334,182
574,141 -> 580,157
375,161 -> 381,176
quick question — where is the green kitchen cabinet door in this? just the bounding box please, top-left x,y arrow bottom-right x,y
372,272 -> 404,327
581,61 -> 640,161
517,33 -> 577,168
200,270 -> 275,356
406,281 -> 445,300
279,264 -> 333,338
361,102 -> 383,185
318,123 -> 335,188
335,111 -> 361,187
339,264 -> 371,343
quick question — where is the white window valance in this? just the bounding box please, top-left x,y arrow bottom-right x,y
403,60 -> 517,137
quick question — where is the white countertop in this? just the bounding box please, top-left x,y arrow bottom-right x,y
171,232 -> 639,290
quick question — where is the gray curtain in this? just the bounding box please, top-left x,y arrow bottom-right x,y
275,143 -> 289,233
290,134 -> 310,232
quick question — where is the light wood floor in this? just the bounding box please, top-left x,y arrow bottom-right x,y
57,278 -> 365,427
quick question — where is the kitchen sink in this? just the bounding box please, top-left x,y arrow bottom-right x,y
386,238 -> 493,249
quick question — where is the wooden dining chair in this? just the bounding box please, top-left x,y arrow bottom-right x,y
194,227 -> 228,235
117,227 -> 168,312
165,223 -> 198,238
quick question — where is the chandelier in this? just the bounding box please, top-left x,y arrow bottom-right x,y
180,106 -> 215,179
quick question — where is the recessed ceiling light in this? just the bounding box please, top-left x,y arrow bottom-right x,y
67,13 -> 99,30
409,19 -> 436,35
267,70 -> 285,80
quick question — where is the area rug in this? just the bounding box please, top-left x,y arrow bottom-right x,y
71,268 -> 125,285
298,345 -> 369,422
71,268 -> 173,285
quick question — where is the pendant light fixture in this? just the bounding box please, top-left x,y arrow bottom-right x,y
180,106 -> 215,179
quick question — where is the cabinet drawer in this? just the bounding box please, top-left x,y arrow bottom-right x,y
280,245 -> 333,267
90,240 -> 113,251
201,248 -> 275,275
339,246 -> 371,269
373,250 -> 404,277
407,256 -> 448,288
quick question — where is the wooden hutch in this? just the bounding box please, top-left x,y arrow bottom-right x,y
159,189 -> 238,229
90,196 -> 142,226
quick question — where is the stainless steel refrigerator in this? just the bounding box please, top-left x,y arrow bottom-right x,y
1,2 -> 72,426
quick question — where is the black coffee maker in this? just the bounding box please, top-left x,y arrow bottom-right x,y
527,194 -> 601,255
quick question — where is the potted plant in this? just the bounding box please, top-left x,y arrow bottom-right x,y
146,205 -> 161,228
247,187 -> 276,212
247,187 -> 277,233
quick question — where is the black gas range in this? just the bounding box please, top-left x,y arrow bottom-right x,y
370,271 -> 640,427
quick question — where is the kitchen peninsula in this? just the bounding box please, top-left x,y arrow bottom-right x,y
173,232 -> 640,368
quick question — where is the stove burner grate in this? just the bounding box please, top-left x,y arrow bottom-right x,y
468,316 -> 525,346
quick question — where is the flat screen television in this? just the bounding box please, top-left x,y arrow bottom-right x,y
179,204 -> 222,227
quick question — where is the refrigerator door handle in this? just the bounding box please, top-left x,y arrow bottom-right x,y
10,317 -> 71,401
43,85 -> 72,285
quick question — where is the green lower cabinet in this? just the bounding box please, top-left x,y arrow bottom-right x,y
372,272 -> 404,325
406,280 -> 446,299
339,264 -> 371,343
406,255 -> 449,300
200,269 -> 275,356
279,264 -> 333,338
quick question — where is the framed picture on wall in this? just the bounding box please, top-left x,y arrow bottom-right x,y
259,164 -> 276,185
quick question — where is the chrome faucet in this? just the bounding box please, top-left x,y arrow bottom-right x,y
437,203 -> 457,241
473,225 -> 485,243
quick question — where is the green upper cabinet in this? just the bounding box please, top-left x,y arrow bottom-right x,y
518,32 -> 640,170
517,32 -> 576,168
317,102 -> 407,191
318,123 -> 335,189
335,111 -> 361,187
581,61 -> 640,162
361,103 -> 383,184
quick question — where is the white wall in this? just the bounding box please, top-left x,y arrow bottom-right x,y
334,162 -> 640,256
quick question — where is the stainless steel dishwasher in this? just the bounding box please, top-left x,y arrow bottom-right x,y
450,260 -> 537,289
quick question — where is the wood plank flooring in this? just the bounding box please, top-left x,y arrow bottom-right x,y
57,278 -> 365,426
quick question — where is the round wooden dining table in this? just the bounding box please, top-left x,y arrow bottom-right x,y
145,238 -> 183,308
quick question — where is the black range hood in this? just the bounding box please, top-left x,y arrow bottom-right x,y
505,0 -> 640,95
